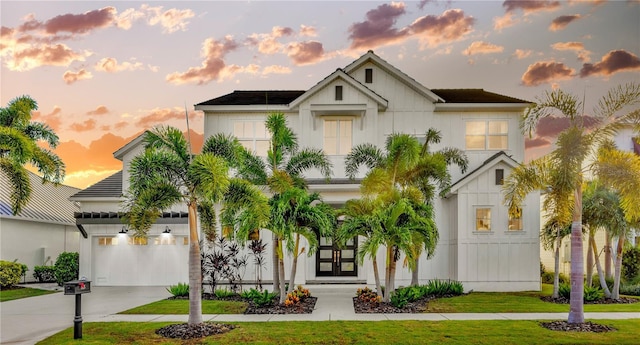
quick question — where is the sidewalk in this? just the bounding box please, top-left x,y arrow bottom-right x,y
2,285 -> 639,345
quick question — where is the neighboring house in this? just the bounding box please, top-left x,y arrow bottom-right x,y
0,171 -> 81,282
74,51 -> 540,291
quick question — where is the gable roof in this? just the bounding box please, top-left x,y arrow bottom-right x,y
446,151 -> 520,197
113,131 -> 146,161
0,170 -> 80,225
196,90 -> 306,106
431,89 -> 529,104
70,171 -> 123,200
289,68 -> 388,109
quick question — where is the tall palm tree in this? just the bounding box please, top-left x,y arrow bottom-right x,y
124,126 -> 268,325
0,95 -> 65,214
204,112 -> 332,300
510,82 -> 640,323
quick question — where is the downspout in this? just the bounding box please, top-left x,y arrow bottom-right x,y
76,224 -> 88,239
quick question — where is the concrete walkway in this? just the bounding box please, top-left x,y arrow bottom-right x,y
2,284 -> 639,344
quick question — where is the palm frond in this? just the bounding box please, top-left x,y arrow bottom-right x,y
521,89 -> 580,136
188,153 -> 230,203
285,148 -> 332,179
0,159 -> 31,215
344,143 -> 384,179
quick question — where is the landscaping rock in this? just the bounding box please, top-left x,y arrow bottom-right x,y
155,322 -> 235,340
352,296 -> 430,313
540,296 -> 638,304
245,296 -> 317,314
540,320 -> 616,333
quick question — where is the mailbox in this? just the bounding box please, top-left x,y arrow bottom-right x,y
64,280 -> 91,295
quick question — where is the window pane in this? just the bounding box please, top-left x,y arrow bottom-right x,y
488,121 -> 508,134
233,122 -> 244,138
320,237 -> 333,246
255,140 -> 269,156
509,217 -> 523,231
341,262 -> 354,272
320,250 -> 333,259
466,135 -> 485,149
239,140 -> 253,152
324,139 -> 337,155
324,121 -> 337,137
476,208 -> 491,231
243,122 -> 254,138
319,263 -> 332,272
488,135 -> 508,150
341,250 -> 354,259
255,121 -> 267,138
466,122 -> 485,135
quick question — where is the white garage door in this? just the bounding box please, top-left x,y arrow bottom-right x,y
92,234 -> 189,286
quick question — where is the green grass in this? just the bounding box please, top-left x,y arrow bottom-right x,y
119,299 -> 248,314
0,287 -> 57,302
427,284 -> 640,313
37,319 -> 640,344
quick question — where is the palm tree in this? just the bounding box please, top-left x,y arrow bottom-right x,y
204,112 -> 332,301
0,95 -> 65,214
124,126 -> 268,325
509,83 -> 640,323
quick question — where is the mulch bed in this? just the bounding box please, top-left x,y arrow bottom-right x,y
540,320 -> 616,333
352,296 -> 435,313
155,322 -> 235,340
540,296 -> 639,304
175,293 -> 318,314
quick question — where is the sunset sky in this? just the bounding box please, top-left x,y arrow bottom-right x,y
1,0 -> 639,189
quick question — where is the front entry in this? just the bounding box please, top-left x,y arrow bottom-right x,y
316,235 -> 357,276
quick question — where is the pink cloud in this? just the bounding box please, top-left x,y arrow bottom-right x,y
348,2 -> 408,50
534,116 -> 600,138
165,36 -> 239,85
463,41 -> 504,56
409,9 -> 476,48
114,121 -> 128,130
134,108 -> 202,128
503,0 -> 561,14
86,105 -> 109,116
299,25 -> 317,37
262,65 -> 292,75
521,61 -> 575,86
94,57 -> 143,72
8,43 -> 90,71
513,49 -> 533,59
31,106 -> 62,132
525,137 -> 551,149
63,69 -> 93,84
551,41 -> 591,62
143,5 -> 195,33
549,14 -> 582,31
580,50 -> 640,77
69,118 -> 96,132
286,41 -> 325,65
43,7 -> 117,34
493,12 -> 518,31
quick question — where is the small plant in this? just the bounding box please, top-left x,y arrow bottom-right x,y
424,279 -> 464,297
583,285 -> 604,302
252,289 -> 277,307
284,285 -> 311,307
214,288 -> 236,298
54,252 -> 79,286
33,266 -> 56,283
240,288 -> 261,299
558,283 -> 571,299
356,287 -> 381,304
166,282 -> 189,297
0,260 -> 23,288
390,289 -> 410,308
620,284 -> 640,296
248,239 -> 268,290
622,246 -> 640,282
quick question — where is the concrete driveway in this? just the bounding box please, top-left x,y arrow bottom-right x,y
1,285 -> 169,345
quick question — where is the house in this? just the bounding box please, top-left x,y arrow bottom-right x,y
0,171 -> 81,282
74,51 -> 540,291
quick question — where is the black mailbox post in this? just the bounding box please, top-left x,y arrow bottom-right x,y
64,280 -> 91,339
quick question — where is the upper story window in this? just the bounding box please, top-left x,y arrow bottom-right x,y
508,207 -> 523,231
234,120 -> 269,156
324,119 -> 352,155
335,85 -> 343,101
475,207 -> 491,231
365,69 -> 373,83
495,169 -> 504,185
465,121 -> 508,150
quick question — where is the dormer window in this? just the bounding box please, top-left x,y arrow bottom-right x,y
335,85 -> 343,100
365,68 -> 373,83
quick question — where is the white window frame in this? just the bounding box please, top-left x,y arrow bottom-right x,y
474,207 -> 492,232
508,207 -> 523,231
323,118 -> 352,155
465,120 -> 508,150
233,120 -> 270,156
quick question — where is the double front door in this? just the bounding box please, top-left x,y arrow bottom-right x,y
316,235 -> 357,276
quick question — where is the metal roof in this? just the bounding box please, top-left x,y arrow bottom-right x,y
196,90 -> 306,106
0,170 -> 80,225
431,89 -> 530,104
70,171 -> 123,199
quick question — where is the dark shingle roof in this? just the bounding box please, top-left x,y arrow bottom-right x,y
196,91 -> 306,106
0,170 -> 80,224
70,171 -> 123,199
431,89 -> 530,104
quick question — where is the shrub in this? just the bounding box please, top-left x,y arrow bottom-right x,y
284,286 -> 311,307
583,285 -> 604,302
214,288 -> 236,298
166,283 -> 189,297
54,252 -> 79,286
0,260 -> 23,288
240,288 -> 261,300
622,246 -> 640,282
252,290 -> 277,307
541,271 -> 554,284
620,284 -> 640,296
356,287 -> 381,304
590,275 -> 614,290
33,266 -> 56,283
424,279 -> 464,297
559,283 -> 571,300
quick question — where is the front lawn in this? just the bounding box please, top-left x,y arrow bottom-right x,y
119,299 -> 248,314
0,286 -> 57,302
38,320 -> 640,344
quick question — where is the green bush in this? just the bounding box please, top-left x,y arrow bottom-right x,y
424,279 -> 464,297
558,283 -> 571,300
54,252 -> 79,286
240,288 -> 261,299
390,289 -> 410,308
620,284 -> 640,296
541,271 -> 554,284
214,288 -> 236,298
166,282 -> 189,297
356,287 -> 381,304
622,246 -> 640,282
590,275 -> 614,290
0,260 -> 23,288
251,290 -> 277,307
33,266 -> 56,283
583,285 -> 604,302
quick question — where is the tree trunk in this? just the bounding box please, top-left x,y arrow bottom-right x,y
553,234 -> 561,299
411,257 -> 419,286
278,240 -> 286,304
187,202 -> 203,325
272,233 -> 279,293
388,250 -> 397,299
568,186 -> 584,324
605,231 -> 612,278
586,235 -> 594,287
384,246 -> 391,302
590,235 -> 611,298
612,235 -> 625,300
373,255 -> 382,298
288,234 -> 300,294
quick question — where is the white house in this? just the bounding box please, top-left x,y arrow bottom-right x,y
74,51 -> 540,291
0,171 -> 80,282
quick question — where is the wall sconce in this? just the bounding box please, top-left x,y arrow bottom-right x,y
163,226 -> 171,234
119,226 -> 128,234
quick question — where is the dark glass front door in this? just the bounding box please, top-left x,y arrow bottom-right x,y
316,235 -> 357,276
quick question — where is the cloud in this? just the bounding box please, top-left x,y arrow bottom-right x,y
41,7 -> 117,34
409,9 -> 476,48
299,25 -> 317,37
86,105 -> 109,116
521,61 -> 575,86
348,2 -> 408,50
493,12 -> 518,31
525,137 -> 551,149
513,49 -> 533,59
534,116 -> 600,138
286,41 -> 325,65
114,121 -> 129,130
94,57 -> 144,72
143,5 -> 195,34
503,0 -> 561,14
246,26 -> 296,55
6,43 -> 91,71
165,36 -> 239,85
579,50 -> 640,77
462,41 -> 504,56
262,65 -> 292,75
549,14 -> 582,31
63,68 -> 93,84
134,108 -> 202,128
31,106 -> 62,132
69,118 -> 97,132
551,41 -> 591,62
